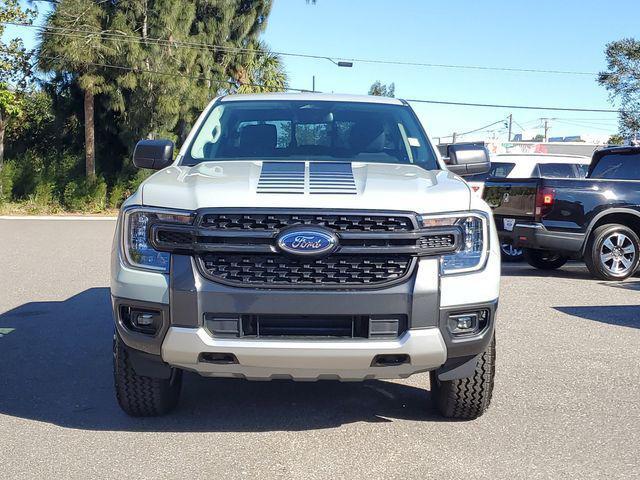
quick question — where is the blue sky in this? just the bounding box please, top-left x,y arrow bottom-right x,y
7,0 -> 639,141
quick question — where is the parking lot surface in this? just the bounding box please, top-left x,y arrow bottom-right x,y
1,219 -> 638,480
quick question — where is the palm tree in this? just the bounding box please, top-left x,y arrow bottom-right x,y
236,41 -> 288,94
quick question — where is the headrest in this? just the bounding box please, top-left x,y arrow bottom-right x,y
239,124 -> 277,153
350,119 -> 386,153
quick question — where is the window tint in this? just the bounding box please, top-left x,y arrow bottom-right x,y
185,100 -> 438,169
590,153 -> 640,180
576,164 -> 589,178
535,163 -> 579,178
465,162 -> 515,181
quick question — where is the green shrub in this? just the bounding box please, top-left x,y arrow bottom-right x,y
0,162 -> 15,203
32,182 -> 56,206
63,177 -> 108,212
10,152 -> 44,198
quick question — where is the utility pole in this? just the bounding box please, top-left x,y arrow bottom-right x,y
543,119 -> 549,142
452,132 -> 457,143
539,117 -> 554,142
312,75 -> 316,93
507,114 -> 513,142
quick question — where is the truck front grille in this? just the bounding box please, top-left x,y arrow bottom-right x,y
149,209 -> 461,289
200,212 -> 414,232
198,253 -> 414,287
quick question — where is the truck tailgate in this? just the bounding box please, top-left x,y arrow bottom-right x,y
482,178 -> 539,231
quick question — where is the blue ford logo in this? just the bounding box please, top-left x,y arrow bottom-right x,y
277,228 -> 338,256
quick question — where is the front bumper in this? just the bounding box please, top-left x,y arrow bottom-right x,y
161,327 -> 447,381
112,242 -> 500,381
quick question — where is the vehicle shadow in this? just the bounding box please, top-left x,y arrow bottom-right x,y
0,288 -> 447,432
600,280 -> 640,292
553,305 -> 640,329
501,263 -> 593,280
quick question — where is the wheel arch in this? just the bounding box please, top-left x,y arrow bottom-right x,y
582,208 -> 640,255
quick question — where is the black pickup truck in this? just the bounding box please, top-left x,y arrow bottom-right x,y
483,146 -> 640,280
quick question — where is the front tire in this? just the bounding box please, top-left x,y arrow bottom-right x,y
430,336 -> 496,419
523,248 -> 568,270
113,333 -> 182,417
584,224 -> 640,281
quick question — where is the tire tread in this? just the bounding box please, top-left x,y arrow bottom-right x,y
431,336 -> 495,419
113,334 -> 181,417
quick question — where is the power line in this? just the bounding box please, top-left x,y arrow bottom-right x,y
15,50 -> 312,93
406,98 -> 621,113
554,119 -> 617,132
458,119 -> 508,136
3,46 -> 625,114
3,21 -> 602,77
513,119 -> 527,132
436,118 -> 509,140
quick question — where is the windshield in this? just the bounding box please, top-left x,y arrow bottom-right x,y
184,100 -> 439,169
534,163 -> 584,178
465,162 -> 515,181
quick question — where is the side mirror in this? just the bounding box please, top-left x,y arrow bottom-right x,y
444,143 -> 491,176
133,139 -> 175,170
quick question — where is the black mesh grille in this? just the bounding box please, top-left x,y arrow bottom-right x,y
199,254 -> 413,286
419,234 -> 456,250
157,230 -> 192,244
200,213 -> 414,232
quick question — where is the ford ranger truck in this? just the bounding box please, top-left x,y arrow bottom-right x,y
110,93 -> 500,419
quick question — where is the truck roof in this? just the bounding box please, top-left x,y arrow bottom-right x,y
219,92 -> 404,105
493,153 -> 591,163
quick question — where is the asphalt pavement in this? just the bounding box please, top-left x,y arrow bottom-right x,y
1,219 -> 638,480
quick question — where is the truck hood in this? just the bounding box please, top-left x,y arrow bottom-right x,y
140,161 -> 471,213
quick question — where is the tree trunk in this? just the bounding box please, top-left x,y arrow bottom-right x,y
0,114 -> 5,199
84,88 -> 95,178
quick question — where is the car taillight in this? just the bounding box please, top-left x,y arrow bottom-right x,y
535,187 -> 555,220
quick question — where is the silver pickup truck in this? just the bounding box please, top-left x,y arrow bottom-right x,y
110,93 -> 500,419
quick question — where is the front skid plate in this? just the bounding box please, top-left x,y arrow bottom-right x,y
161,327 -> 447,381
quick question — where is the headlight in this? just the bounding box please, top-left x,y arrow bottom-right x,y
123,207 -> 194,272
418,212 -> 489,274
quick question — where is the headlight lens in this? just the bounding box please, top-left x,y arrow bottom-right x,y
419,212 -> 488,274
123,208 -> 193,272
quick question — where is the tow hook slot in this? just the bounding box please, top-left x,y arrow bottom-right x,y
371,354 -> 410,367
199,352 -> 239,365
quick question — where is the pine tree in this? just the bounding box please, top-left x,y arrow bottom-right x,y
106,0 -> 199,145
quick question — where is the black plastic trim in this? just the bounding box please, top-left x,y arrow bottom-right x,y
123,340 -> 173,379
167,254 -> 440,329
150,223 -> 462,256
438,299 -> 498,359
112,296 -> 170,356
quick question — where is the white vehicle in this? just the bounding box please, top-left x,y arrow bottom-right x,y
467,153 -> 591,197
111,93 -> 501,419
466,153 -> 591,261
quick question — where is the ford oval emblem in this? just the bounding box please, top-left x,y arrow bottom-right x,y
277,228 -> 338,256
